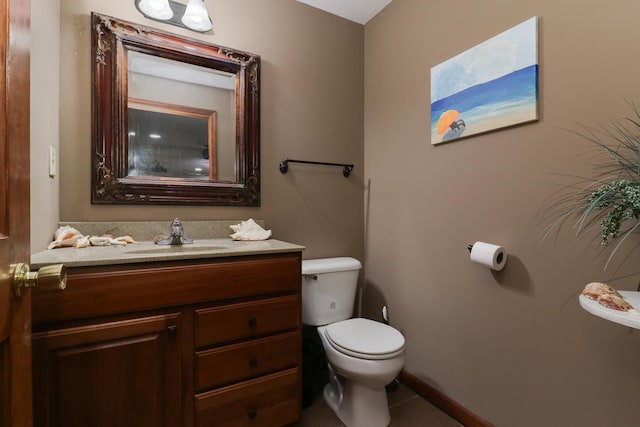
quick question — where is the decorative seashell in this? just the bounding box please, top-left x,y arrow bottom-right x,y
115,235 -> 137,244
107,238 -> 127,246
229,219 -> 272,241
582,282 -> 621,300
583,282 -> 636,311
53,225 -> 82,241
88,236 -> 112,246
597,293 -> 633,312
47,225 -> 137,249
75,236 -> 91,248
47,226 -> 84,250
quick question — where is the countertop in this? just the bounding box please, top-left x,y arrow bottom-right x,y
31,238 -> 305,268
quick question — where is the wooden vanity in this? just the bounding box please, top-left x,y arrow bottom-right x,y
31,246 -> 303,427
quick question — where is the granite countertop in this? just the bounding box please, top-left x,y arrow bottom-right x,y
31,238 -> 305,268
30,221 -> 305,268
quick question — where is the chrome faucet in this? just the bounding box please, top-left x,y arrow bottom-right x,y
156,218 -> 193,245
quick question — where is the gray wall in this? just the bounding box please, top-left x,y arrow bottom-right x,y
364,1 -> 640,426
30,0 -> 365,263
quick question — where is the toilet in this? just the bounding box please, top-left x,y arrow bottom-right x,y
301,257 -> 405,427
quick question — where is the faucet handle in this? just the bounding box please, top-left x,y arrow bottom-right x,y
156,218 -> 193,245
170,218 -> 184,236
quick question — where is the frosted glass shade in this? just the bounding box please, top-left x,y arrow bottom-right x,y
137,0 -> 174,20
181,0 -> 212,32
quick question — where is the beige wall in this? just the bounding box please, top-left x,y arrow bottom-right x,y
365,0 -> 640,426
31,0 -> 640,425
30,0 -> 365,261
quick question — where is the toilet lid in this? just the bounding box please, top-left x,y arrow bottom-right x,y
325,318 -> 405,359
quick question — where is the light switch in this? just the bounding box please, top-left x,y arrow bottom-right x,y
49,146 -> 56,177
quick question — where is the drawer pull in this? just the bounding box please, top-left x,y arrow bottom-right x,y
247,407 -> 258,418
247,316 -> 257,326
248,357 -> 258,367
167,325 -> 177,336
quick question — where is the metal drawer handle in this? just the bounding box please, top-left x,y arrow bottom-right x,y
248,357 -> 258,367
248,316 -> 257,326
247,407 -> 258,418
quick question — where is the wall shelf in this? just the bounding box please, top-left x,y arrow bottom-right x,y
579,291 -> 640,329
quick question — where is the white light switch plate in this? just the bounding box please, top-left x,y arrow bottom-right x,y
49,146 -> 56,177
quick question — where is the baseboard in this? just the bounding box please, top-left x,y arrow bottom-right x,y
398,370 -> 494,427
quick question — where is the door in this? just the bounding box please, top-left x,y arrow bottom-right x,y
0,0 -> 33,425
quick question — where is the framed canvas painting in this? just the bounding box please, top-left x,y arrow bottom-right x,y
430,17 -> 538,144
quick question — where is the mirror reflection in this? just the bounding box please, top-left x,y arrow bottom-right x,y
127,52 -> 237,181
128,100 -> 214,180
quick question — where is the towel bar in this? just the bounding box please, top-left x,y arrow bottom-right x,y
279,159 -> 354,177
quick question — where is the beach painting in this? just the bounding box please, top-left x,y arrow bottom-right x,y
430,17 -> 538,144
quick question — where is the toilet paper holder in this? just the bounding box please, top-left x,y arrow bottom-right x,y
467,243 -> 505,265
468,242 -> 507,271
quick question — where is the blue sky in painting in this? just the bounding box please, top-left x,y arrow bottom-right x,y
430,17 -> 538,103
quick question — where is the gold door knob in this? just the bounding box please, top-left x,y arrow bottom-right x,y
13,263 -> 66,297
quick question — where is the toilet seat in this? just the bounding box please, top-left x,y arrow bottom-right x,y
325,318 -> 405,360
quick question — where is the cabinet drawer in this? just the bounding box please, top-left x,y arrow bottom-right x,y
196,295 -> 299,347
196,331 -> 299,390
195,368 -> 299,427
33,253 -> 301,324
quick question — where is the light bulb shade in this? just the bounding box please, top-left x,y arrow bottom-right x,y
181,0 -> 212,32
137,0 -> 174,20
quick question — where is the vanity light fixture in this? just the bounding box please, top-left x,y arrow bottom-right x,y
181,0 -> 212,32
136,0 -> 173,20
134,0 -> 212,33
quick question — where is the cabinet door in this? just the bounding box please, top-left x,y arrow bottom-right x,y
32,313 -> 182,427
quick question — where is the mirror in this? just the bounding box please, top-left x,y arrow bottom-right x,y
91,13 -> 260,205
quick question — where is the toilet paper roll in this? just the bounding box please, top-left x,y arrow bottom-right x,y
469,241 -> 507,271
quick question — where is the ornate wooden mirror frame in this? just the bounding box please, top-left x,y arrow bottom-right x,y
91,12 -> 260,205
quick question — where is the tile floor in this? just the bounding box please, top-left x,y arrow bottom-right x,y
295,382 -> 463,427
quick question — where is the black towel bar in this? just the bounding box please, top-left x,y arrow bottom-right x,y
279,159 -> 354,177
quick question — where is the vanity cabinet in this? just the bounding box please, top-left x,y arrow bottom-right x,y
31,253 -> 302,427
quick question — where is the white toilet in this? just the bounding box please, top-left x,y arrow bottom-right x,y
301,257 -> 405,427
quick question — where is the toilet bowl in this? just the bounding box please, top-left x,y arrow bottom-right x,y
301,258 -> 406,427
317,318 -> 405,427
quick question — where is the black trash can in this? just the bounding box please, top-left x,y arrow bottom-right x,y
301,326 -> 327,409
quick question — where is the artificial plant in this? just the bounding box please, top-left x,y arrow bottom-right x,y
541,101 -> 640,269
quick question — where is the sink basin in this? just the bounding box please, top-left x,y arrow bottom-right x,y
126,245 -> 229,255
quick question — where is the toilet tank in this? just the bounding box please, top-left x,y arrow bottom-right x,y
301,257 -> 362,326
